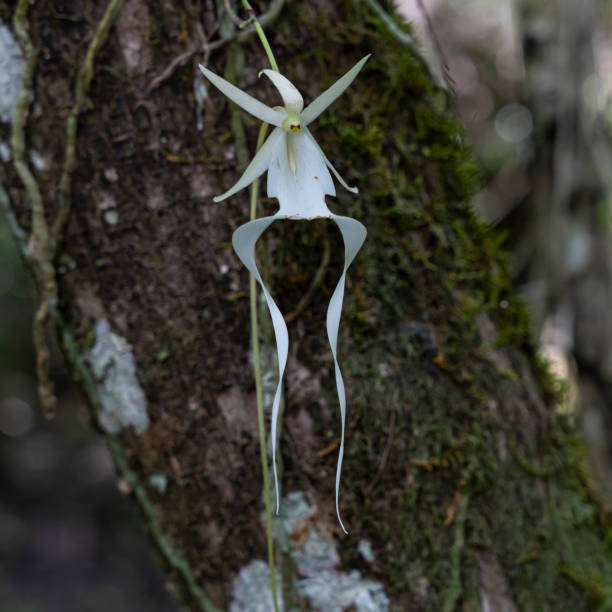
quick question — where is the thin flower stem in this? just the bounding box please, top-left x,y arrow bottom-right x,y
240,0 -> 279,71
242,5 -> 280,607
250,121 -> 279,612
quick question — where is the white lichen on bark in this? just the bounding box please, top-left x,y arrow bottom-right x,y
87,319 -> 149,435
231,492 -> 389,611
0,19 -> 25,124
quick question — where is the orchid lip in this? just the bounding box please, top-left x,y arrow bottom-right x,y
198,54 -> 371,533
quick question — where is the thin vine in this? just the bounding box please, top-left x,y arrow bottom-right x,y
239,2 -> 280,610
56,313 -> 221,612
53,0 -> 126,253
8,0 -> 126,418
11,0 -> 57,416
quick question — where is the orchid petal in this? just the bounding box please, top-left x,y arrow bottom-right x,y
267,131 -> 334,217
301,55 -> 371,126
199,64 -> 285,127
232,216 -> 289,513
327,214 -> 367,534
214,127 -> 284,202
304,128 -> 359,194
260,69 -> 304,114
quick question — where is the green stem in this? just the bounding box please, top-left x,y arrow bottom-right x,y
239,5 -> 280,607
250,121 -> 279,612
12,0 -> 57,416
240,0 -> 279,71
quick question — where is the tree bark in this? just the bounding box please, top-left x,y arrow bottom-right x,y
1,0 -> 611,610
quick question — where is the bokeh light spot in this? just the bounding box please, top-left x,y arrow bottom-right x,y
494,103 -> 533,143
0,396 -> 34,437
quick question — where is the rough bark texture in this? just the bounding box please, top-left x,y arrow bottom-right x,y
1,0 -> 611,610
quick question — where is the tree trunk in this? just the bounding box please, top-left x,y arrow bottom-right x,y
1,0 -> 610,610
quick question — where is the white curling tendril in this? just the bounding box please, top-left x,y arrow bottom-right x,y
199,55 -> 370,534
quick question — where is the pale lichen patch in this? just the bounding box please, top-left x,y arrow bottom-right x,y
229,561 -> 283,612
231,492 -> 390,611
86,319 -> 149,435
0,19 -> 25,124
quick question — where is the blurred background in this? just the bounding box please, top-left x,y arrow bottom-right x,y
1,0 -> 611,609
0,212 -> 179,610
401,0 -> 612,492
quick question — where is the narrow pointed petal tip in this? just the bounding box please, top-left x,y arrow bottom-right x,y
198,64 -> 285,127
301,54 -> 372,126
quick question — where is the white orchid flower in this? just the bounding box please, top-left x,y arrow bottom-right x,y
199,55 -> 370,534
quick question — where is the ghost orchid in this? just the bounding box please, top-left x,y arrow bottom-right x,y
199,56 -> 370,534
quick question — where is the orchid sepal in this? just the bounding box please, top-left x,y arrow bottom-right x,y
301,54 -> 371,126
213,127 -> 284,203
198,64 -> 285,127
